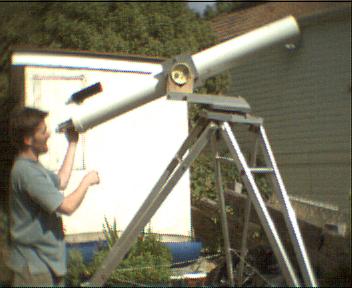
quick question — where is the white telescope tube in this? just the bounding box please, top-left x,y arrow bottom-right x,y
69,16 -> 300,132
192,15 -> 300,81
72,76 -> 165,132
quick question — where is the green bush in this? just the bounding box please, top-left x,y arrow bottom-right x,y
102,216 -> 119,250
89,231 -> 172,286
66,249 -> 90,287
65,218 -> 173,286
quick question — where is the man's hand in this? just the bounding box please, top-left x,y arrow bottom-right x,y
65,127 -> 79,143
83,171 -> 100,186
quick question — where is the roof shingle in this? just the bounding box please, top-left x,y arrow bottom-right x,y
210,2 -> 351,42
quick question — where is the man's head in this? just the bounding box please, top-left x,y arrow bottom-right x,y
9,107 -> 50,154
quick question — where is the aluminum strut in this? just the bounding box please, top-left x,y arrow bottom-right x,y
238,129 -> 259,285
220,122 -> 301,287
211,131 -> 235,287
258,125 -> 317,287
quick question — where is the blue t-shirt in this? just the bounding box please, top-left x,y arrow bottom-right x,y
7,157 -> 66,276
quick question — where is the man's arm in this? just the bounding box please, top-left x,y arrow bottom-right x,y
57,128 -> 79,190
57,171 -> 99,216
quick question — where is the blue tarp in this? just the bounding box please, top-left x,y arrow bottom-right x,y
66,240 -> 202,265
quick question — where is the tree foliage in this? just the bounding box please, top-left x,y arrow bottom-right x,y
0,1 -> 214,85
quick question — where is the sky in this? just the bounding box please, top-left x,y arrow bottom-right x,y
187,1 -> 216,15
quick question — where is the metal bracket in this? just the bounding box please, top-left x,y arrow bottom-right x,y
167,92 -> 251,113
202,110 -> 263,126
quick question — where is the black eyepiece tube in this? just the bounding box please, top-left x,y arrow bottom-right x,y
66,82 -> 102,104
56,119 -> 74,133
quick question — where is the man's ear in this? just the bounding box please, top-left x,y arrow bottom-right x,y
23,135 -> 33,147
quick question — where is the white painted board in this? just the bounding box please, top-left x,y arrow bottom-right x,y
16,53 -> 191,238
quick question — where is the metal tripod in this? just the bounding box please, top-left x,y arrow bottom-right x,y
88,94 -> 317,287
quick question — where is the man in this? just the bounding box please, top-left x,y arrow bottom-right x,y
7,107 -> 99,286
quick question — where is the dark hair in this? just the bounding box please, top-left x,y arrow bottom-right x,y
9,107 -> 48,151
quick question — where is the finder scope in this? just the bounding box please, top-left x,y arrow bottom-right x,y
66,82 -> 102,104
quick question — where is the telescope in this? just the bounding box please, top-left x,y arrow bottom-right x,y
66,16 -> 317,287
57,16 -> 300,132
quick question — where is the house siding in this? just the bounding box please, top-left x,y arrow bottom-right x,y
224,12 -> 351,212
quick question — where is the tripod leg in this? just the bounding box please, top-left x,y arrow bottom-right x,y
88,121 -> 216,287
258,125 -> 317,287
211,131 -> 235,287
238,126 -> 259,285
220,122 -> 301,287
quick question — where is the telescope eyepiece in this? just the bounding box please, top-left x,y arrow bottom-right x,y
56,119 -> 74,133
